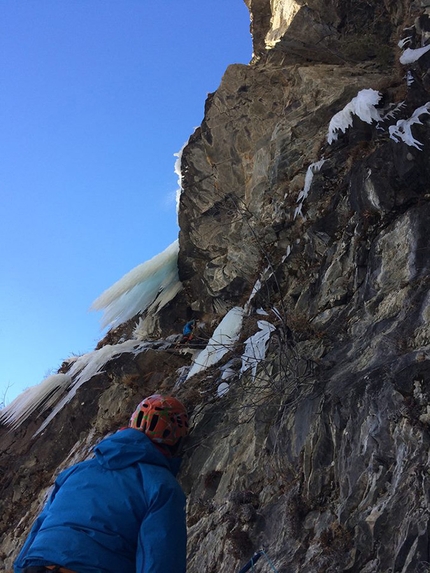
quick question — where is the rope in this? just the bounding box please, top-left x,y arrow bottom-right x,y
260,549 -> 279,572
238,551 -> 263,573
238,548 -> 280,573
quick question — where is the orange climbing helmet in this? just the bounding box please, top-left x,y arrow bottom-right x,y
129,394 -> 189,446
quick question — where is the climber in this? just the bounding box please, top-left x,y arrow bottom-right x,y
180,318 -> 196,344
13,394 -> 190,573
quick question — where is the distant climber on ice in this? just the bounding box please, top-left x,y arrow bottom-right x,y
180,319 -> 196,344
13,394 -> 190,573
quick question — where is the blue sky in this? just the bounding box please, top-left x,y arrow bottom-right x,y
0,1 -> 252,404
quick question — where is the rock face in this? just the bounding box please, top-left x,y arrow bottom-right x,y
3,1 -> 430,572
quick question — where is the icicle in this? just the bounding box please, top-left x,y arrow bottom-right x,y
92,240 -> 182,329
0,374 -> 71,431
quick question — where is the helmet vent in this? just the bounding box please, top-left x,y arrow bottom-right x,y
136,411 -> 144,429
149,414 -> 159,432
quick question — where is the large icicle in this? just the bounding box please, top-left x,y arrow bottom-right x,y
0,340 -> 151,434
33,340 -> 150,436
0,374 -> 71,431
92,240 -> 182,329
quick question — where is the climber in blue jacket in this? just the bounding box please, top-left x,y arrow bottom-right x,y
13,395 -> 190,573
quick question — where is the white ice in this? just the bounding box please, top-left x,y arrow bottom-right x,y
174,142 -> 187,212
389,103 -> 430,149
327,89 -> 382,144
0,340 -> 150,434
400,45 -> 430,65
0,374 -> 71,430
240,320 -> 276,381
92,240 -> 182,329
217,382 -> 230,397
186,307 -> 245,379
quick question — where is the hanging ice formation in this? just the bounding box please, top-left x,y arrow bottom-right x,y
0,340 -> 152,433
92,240 -> 183,329
0,241 -> 183,432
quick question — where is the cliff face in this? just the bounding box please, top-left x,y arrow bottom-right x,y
3,1 -> 430,572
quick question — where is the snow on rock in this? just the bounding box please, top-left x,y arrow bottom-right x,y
247,279 -> 262,308
186,307 -> 245,379
398,37 -> 412,50
388,103 -> 430,149
220,359 -> 238,382
174,365 -> 191,389
217,382 -> 230,397
294,160 -> 325,220
400,45 -> 430,65
240,320 -> 276,381
327,89 -> 382,144
256,308 -> 269,316
92,240 -> 183,329
406,71 -> 414,87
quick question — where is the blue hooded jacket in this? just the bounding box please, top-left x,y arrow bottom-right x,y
14,429 -> 187,573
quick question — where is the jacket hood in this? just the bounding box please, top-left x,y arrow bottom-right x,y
93,428 -> 181,475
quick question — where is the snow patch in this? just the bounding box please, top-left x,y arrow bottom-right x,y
294,160 -> 325,220
248,280 -> 262,305
327,89 -> 382,144
220,364 -> 237,381
240,320 -> 276,381
389,103 -> 430,149
186,307 -> 245,379
282,244 -> 292,262
400,45 -> 430,65
406,71 -> 414,87
217,382 -> 230,397
92,240 -> 182,329
256,308 -> 269,316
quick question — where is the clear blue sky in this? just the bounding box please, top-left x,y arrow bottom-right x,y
0,1 -> 252,404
